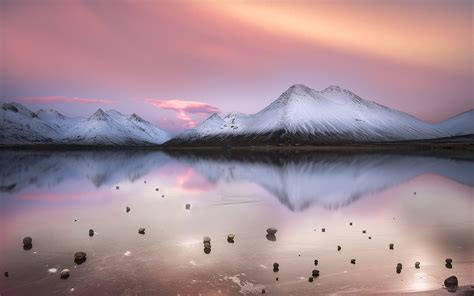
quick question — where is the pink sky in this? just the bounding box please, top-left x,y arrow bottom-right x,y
1,0 -> 472,134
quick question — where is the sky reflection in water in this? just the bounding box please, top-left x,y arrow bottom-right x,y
0,150 -> 472,295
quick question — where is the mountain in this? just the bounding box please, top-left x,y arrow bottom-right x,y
435,109 -> 474,136
168,84 -> 469,145
0,103 -> 170,145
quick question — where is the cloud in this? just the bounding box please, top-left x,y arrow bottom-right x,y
148,99 -> 220,128
17,96 -> 113,104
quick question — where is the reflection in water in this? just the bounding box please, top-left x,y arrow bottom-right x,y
1,149 -> 473,211
0,149 -> 473,295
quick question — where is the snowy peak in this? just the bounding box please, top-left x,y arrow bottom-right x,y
36,108 -> 66,120
2,102 -> 39,118
129,113 -> 149,124
89,109 -> 110,121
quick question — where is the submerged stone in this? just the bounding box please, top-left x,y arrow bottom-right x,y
116,186 -> 119,190
185,204 -> 191,210
74,252 -> 87,265
444,276 -> 458,288
60,269 -> 70,280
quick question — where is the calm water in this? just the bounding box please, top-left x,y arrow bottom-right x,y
0,150 -> 473,295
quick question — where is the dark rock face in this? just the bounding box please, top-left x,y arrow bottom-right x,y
116,186 -> 119,190
60,269 -> 70,279
138,228 -> 145,235
74,252 -> 87,265
444,276 -> 458,288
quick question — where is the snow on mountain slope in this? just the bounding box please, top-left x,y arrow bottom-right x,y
436,109 -> 474,136
172,84 -> 454,143
0,103 -> 60,144
0,103 -> 169,145
36,108 -> 83,130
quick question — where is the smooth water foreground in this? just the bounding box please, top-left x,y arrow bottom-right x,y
0,149 -> 473,295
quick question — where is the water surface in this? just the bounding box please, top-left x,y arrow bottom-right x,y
0,150 -> 473,295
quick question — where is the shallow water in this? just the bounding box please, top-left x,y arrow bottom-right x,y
0,150 -> 473,295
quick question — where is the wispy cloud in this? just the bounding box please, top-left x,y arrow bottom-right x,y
17,96 -> 113,104
147,98 -> 220,128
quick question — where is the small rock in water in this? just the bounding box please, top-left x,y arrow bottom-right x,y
350,259 -> 356,264
445,258 -> 453,269
362,230 -> 366,234
396,263 -> 402,274
74,252 -> 87,265
308,276 -> 314,282
185,204 -> 191,210
389,243 -> 394,250
322,228 -> 325,232
126,206 -> 130,213
415,262 -> 420,269
276,277 -> 279,281
203,236 -> 211,243
155,188 -> 159,191
22,237 -> 33,250
138,228 -> 146,235
161,195 -> 164,198
144,180 -> 146,184
368,236 -> 372,239
88,229 -> 94,237
4,272 -> 8,277
261,288 -> 266,294
314,259 -> 318,266
414,192 -> 416,195
60,269 -> 70,279
337,245 -> 341,251
266,228 -> 277,235
349,222 -> 353,226
266,234 -> 276,242
203,242 -> 211,249
74,219 -> 77,222
444,275 -> 458,288
312,270 -> 320,277
116,186 -> 119,190
227,234 -> 235,243
273,262 -> 279,272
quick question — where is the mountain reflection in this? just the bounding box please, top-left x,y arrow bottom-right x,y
1,149 -> 472,211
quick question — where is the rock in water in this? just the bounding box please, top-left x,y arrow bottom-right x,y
312,270 -> 320,277
314,259 -> 318,266
308,276 -> 314,282
203,236 -> 211,243
444,276 -> 458,288
89,229 -> 94,237
4,272 -> 8,277
60,269 -> 70,279
349,222 -> 353,226
396,263 -> 402,274
116,186 -> 119,190
185,204 -> 191,210
227,234 -> 235,243
337,245 -> 341,251
445,258 -> 453,264
126,206 -> 130,213
350,259 -> 356,264
23,237 -> 32,245
266,234 -> 276,241
266,228 -> 277,235
74,252 -> 87,264
389,243 -> 394,250
273,262 -> 279,272
155,188 -> 159,191
362,230 -> 366,234
322,228 -> 325,232
415,262 -> 420,269
138,228 -> 145,235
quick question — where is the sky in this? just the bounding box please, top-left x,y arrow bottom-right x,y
1,0 -> 473,134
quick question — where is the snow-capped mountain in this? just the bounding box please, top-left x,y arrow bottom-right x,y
435,110 -> 474,136
169,84 -> 471,145
0,103 -> 170,145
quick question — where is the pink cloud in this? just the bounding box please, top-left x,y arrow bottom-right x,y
17,96 -> 113,105
148,99 -> 220,128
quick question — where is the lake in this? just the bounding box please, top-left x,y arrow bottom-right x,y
0,149 -> 473,295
